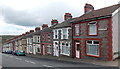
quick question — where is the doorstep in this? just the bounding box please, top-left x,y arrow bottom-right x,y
26,54 -> 119,67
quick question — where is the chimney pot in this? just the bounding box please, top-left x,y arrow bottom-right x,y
42,24 -> 48,30
64,13 -> 72,20
26,32 -> 29,34
51,19 -> 58,25
84,3 -> 94,14
29,30 -> 34,33
35,27 -> 40,31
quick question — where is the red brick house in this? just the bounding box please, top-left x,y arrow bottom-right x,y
71,3 -> 120,61
41,21 -> 58,56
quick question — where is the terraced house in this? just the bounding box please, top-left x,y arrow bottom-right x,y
26,30 -> 34,54
53,13 -> 73,57
41,21 -> 58,56
32,27 -> 41,55
71,3 -> 120,61
2,3 -> 119,61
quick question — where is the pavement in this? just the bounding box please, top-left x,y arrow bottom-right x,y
26,54 -> 120,67
1,53 -> 102,67
1,53 -> 119,69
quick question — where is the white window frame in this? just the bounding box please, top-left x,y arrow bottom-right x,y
53,29 -> 58,39
61,28 -> 68,39
88,21 -> 97,35
86,40 -> 100,56
36,44 -> 41,53
37,36 -> 40,43
47,45 -> 52,54
60,41 -> 70,56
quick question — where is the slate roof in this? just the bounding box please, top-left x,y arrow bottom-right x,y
32,30 -> 42,35
71,4 -> 120,23
53,18 -> 74,29
42,24 -> 58,32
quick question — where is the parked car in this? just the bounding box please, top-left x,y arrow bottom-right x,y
2,50 -> 7,53
14,50 -> 26,56
6,50 -> 13,54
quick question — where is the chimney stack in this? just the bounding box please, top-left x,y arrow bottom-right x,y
51,19 -> 58,25
64,13 -> 72,20
29,30 -> 34,33
84,3 -> 94,14
25,32 -> 29,34
35,27 -> 40,31
42,24 -> 48,30
22,33 -> 25,36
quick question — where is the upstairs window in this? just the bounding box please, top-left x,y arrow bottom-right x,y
88,22 -> 97,35
75,24 -> 80,36
61,29 -> 68,39
33,36 -> 37,42
54,30 -> 58,39
48,33 -> 51,41
42,34 -> 46,41
37,36 -> 40,43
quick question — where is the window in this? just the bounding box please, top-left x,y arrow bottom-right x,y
60,42 -> 70,56
48,34 -> 51,41
36,45 -> 41,53
86,40 -> 100,56
42,34 -> 46,41
61,29 -> 68,39
47,45 -> 52,54
75,24 -> 80,36
37,48 -> 40,52
30,46 -> 33,52
37,36 -> 40,43
88,22 -> 97,35
33,36 -> 37,42
54,30 -> 58,39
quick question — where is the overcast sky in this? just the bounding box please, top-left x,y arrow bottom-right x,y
0,0 -> 119,35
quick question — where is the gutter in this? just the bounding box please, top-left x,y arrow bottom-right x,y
71,15 -> 112,23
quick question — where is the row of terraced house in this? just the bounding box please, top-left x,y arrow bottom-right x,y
3,3 -> 120,61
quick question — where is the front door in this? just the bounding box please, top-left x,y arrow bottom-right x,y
75,41 -> 80,58
53,41 -> 59,56
33,44 -> 36,54
42,44 -> 45,55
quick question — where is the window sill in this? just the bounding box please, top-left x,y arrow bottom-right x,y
88,34 -> 98,36
47,52 -> 52,54
61,53 -> 70,56
87,54 -> 100,58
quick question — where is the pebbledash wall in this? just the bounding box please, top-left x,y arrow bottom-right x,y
112,7 -> 120,59
0,36 -> 2,52
73,18 -> 111,60
53,27 -> 73,57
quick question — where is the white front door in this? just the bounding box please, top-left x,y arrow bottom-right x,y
53,41 -> 59,56
33,44 -> 36,54
75,42 -> 80,58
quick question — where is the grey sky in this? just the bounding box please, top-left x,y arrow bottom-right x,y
0,0 -> 119,35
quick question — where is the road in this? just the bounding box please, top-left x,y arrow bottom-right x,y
1,53 -> 119,69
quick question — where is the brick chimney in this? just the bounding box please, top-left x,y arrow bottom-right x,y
29,30 -> 34,33
42,24 -> 48,30
84,3 -> 94,14
22,33 -> 25,36
51,19 -> 58,25
25,32 -> 29,34
35,27 -> 40,31
64,13 -> 72,20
